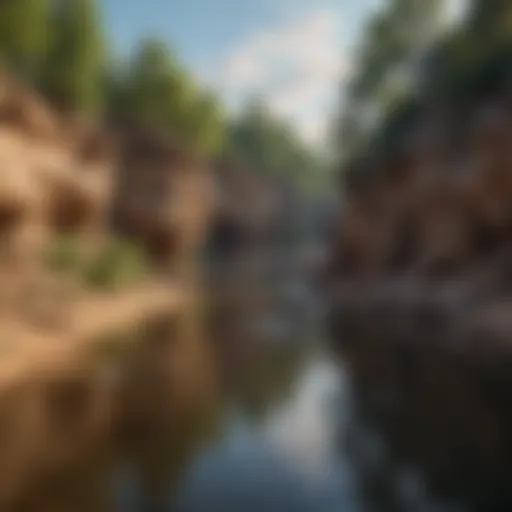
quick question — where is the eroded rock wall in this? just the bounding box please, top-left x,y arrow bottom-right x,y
330,96 -> 512,507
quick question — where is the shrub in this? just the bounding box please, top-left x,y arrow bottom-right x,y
84,237 -> 148,291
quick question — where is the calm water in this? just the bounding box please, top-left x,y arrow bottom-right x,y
112,245 -> 362,512
4,245 -> 498,511
119,351 -> 354,512
108,246 -> 447,512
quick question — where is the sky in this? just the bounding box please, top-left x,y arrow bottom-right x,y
102,0 -> 380,148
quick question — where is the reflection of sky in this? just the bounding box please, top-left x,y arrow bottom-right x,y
263,358 -> 343,481
172,356 -> 358,512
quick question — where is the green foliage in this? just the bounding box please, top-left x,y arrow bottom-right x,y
226,100 -> 325,190
338,0 -> 446,162
109,39 -> 225,155
0,2 -> 226,156
43,234 -> 83,274
42,0 -> 105,112
182,90 -> 226,155
467,0 -> 512,47
84,238 -> 148,291
43,233 -> 149,292
348,0 -> 444,105
0,0 -> 51,82
121,40 -> 190,131
340,0 -> 512,174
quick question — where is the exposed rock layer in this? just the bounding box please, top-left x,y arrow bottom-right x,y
330,96 -> 512,507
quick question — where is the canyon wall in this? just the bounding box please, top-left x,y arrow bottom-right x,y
329,91 -> 512,508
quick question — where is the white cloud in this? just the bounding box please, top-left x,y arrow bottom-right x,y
202,7 -> 347,148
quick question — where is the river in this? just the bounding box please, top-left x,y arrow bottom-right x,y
123,350 -> 351,512
106,245 -> 455,512
1,244 -> 475,511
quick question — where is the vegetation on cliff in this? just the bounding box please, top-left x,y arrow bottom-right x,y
339,0 -> 512,166
0,0 -> 326,188
329,0 -> 512,281
0,0 -> 224,156
226,100 -> 329,193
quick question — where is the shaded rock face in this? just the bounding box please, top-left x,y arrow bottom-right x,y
0,71 -> 60,142
44,173 -> 100,233
329,96 -> 512,508
210,157 -> 281,255
207,211 -> 253,262
111,131 -> 213,266
0,73 -> 115,265
331,101 -> 512,282
0,71 -> 217,273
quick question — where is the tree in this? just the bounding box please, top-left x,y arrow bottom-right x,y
0,0 -> 50,82
0,0 -> 226,156
123,40 -> 190,132
338,0 -> 446,163
226,100 -> 325,190
348,0 -> 445,107
110,39 -> 225,155
182,91 -> 226,155
42,0 -> 105,113
468,0 -> 512,44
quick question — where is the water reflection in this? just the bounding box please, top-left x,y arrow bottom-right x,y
3,240 -> 503,512
172,353 -> 353,512
0,240 -> 338,512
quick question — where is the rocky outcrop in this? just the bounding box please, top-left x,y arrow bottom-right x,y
208,156 -> 281,257
331,100 -> 512,282
111,129 -> 214,266
0,70 -> 218,510
329,95 -> 512,507
0,68 -> 220,275
0,73 -> 115,266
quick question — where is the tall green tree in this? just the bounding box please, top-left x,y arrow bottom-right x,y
43,0 -> 105,113
123,40 -> 191,131
112,39 -> 225,155
182,91 -> 225,155
338,0 -> 446,162
348,0 -> 445,106
0,0 -> 226,155
0,0 -> 50,82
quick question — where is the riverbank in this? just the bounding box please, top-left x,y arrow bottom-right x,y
0,281 -> 192,386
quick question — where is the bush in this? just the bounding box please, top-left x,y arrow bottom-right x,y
43,234 -> 82,274
84,238 -> 148,291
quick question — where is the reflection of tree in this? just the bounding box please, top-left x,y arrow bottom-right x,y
129,399 -> 226,509
207,240 -> 315,425
12,461 -> 116,512
233,345 -> 310,424
340,361 -> 512,512
341,396 -> 406,512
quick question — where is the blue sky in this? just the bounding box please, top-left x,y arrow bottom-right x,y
103,0 -> 381,147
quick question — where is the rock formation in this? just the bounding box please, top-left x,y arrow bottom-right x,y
208,155 -> 281,258
0,73 -> 115,264
0,69 -> 218,510
329,91 -> 512,507
111,129 -> 214,267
